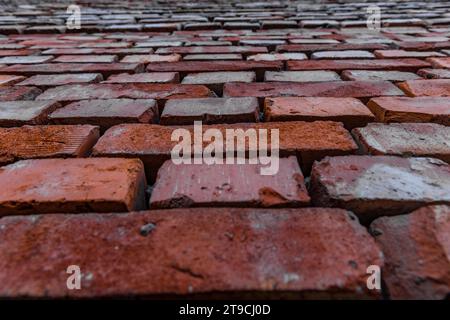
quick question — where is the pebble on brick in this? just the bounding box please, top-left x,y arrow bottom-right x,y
182,71 -> 256,96
352,123 -> 450,163
264,97 -> 374,130
0,158 -> 147,216
370,205 -> 450,300
310,155 -> 450,223
0,125 -> 99,165
397,79 -> 450,97
49,99 -> 158,131
160,97 -> 259,125
0,100 -> 60,127
367,97 -> 450,125
0,207 -> 383,298
150,157 -> 310,208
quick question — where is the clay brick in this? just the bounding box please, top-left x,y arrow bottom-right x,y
0,125 -> 99,165
265,97 -> 374,130
150,157 -> 310,208
0,49 -> 40,57
288,59 -> 430,72
223,81 -> 404,101
0,63 -> 144,77
0,55 -> 53,64
311,50 -> 375,59
0,100 -> 60,127
418,68 -> 450,79
427,57 -> 450,68
247,53 -> 307,61
264,71 -> 341,82
367,97 -> 450,125
370,205 -> 450,300
0,158 -> 147,215
0,207 -> 382,298
277,43 -> 388,54
155,46 -> 268,55
0,86 -> 41,101
160,97 -> 259,125
120,54 -> 181,63
53,55 -> 118,63
103,72 -> 179,84
353,123 -> 450,163
49,99 -> 157,131
92,121 -> 357,179
181,71 -> 255,96
398,79 -> 450,97
147,61 -> 282,80
310,155 -> 450,223
16,73 -> 103,88
0,74 -> 25,86
183,54 -> 242,61
341,70 -> 421,82
374,50 -> 445,59
36,84 -> 214,104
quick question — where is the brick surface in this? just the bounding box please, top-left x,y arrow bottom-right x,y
0,158 -> 147,215
310,155 -> 450,223
0,74 -> 25,86
0,207 -> 382,298
0,85 -> 41,101
367,97 -> 450,125
264,71 -> 341,82
0,100 -> 59,126
353,123 -> 450,163
161,97 -> 259,125
120,54 -> 181,63
53,55 -> 118,63
0,125 -> 99,165
103,72 -> 179,84
370,205 -> 450,300
341,70 -> 421,82
288,59 -> 430,72
49,99 -> 158,131
36,84 -> 214,103
16,73 -> 103,88
418,68 -> 450,79
182,71 -> 255,95
427,57 -> 450,69
265,97 -> 374,130
398,79 -> 450,97
150,157 -> 310,208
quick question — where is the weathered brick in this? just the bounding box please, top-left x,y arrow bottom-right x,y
418,68 -> 450,79
0,86 -> 41,101
265,97 -> 374,130
0,74 -> 25,86
161,97 -> 259,125
0,100 -> 60,127
16,73 -> 103,88
36,84 -> 214,104
311,50 -> 375,59
367,97 -> 450,125
277,43 -> 388,53
183,53 -> 242,61
288,59 -> 430,72
181,71 -> 255,95
155,46 -> 268,55
0,125 -> 99,165
120,54 -> 181,63
427,57 -> 450,69
223,81 -> 404,101
53,55 -> 118,63
264,71 -> 341,82
150,157 -> 310,208
92,121 -> 357,178
398,79 -> 450,97
0,55 -> 53,64
0,207 -> 382,298
341,70 -> 421,82
353,123 -> 450,163
103,72 -> 179,84
310,155 -> 450,223
0,158 -> 147,215
247,53 -> 307,61
370,205 -> 450,300
374,50 -> 445,59
49,99 -> 157,131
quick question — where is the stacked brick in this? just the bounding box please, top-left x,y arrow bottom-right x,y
0,0 -> 449,299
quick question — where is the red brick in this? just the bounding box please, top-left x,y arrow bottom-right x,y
53,55 -> 118,63
49,99 -> 157,131
0,125 -> 99,165
0,86 -> 41,101
155,46 -> 268,56
0,158 -> 147,216
0,55 -> 53,64
311,50 -> 375,59
427,57 -> 450,69
0,49 -> 40,56
341,70 -> 421,82
181,71 -> 255,95
160,97 -> 259,125
36,84 -> 214,104
150,157 -> 310,208
398,79 -> 450,97
103,72 -> 179,84
370,205 -> 450,299
264,97 -> 374,130
264,71 -> 341,82
310,155 -> 450,223
0,63 -> 144,77
0,100 -> 60,127
120,54 -> 181,63
0,74 -> 25,86
374,50 -> 445,59
367,97 -> 450,125
92,121 -> 357,179
247,53 -> 307,61
277,43 -> 389,53
183,53 -> 242,61
287,59 -> 430,72
223,81 -> 404,101
16,73 -> 103,88
0,207 -> 382,298
352,123 -> 450,163
417,68 -> 450,79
